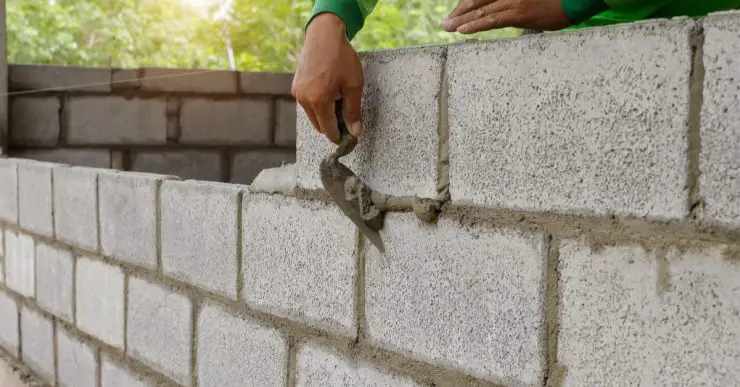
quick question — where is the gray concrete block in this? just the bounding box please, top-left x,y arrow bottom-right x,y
239,72 -> 293,95
9,64 -> 110,92
179,98 -> 272,145
66,96 -> 167,144
250,163 -> 296,195
20,306 -> 54,382
101,355 -> 155,387
9,97 -> 60,146
296,342 -> 422,387
57,326 -> 96,387
18,161 -> 55,237
0,291 -> 19,356
0,159 -> 18,224
76,257 -> 124,348
242,194 -> 357,337
558,239 -> 740,385
448,20 -> 694,220
127,277 -> 192,386
35,243 -> 73,321
99,171 -> 175,268
161,181 -> 241,298
275,99 -> 297,146
141,68 -> 237,93
197,303 -> 288,387
53,166 -> 99,251
365,213 -> 548,385
296,46 -> 444,198
229,150 -> 295,185
111,68 -> 141,89
699,13 -> 740,228
10,149 -> 110,169
0,230 -> 4,284
130,150 -> 223,182
4,230 -> 35,298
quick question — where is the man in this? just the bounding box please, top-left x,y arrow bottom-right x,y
292,0 -> 740,144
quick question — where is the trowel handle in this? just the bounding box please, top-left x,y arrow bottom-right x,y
335,99 -> 350,136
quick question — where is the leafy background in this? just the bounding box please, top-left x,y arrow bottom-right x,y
7,0 -> 521,72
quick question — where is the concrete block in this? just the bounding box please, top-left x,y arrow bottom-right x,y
0,230 -> 3,283
239,72 -> 293,95
699,13 -> 740,228
53,166 -> 99,251
18,161 -> 55,237
35,243 -> 73,322
197,303 -> 288,387
66,96 -> 167,144
250,163 -> 296,195
141,68 -> 237,93
76,257 -> 124,348
101,355 -> 155,387
99,171 -> 175,268
9,97 -> 60,146
296,47 -> 444,198
242,194 -> 357,337
0,291 -> 19,356
9,64 -> 110,92
111,68 -> 141,89
448,20 -> 694,219
365,213 -> 548,385
0,159 -> 18,224
9,149 -> 110,169
127,277 -> 192,386
20,306 -> 54,382
161,181 -> 241,298
5,230 -> 35,297
275,99 -> 297,146
130,150 -> 223,182
296,342 -> 422,387
558,240 -> 740,385
179,98 -> 272,145
229,150 -> 295,185
57,326 -> 96,387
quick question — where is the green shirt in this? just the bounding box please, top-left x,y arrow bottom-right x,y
309,0 -> 740,40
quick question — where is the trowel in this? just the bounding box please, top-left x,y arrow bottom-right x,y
319,100 -> 385,252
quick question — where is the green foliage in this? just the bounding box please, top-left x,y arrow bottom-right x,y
7,0 -> 520,71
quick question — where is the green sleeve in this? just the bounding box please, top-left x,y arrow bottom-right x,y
560,0 -> 608,24
308,0 -> 379,41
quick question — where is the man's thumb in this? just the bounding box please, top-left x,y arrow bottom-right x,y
343,86 -> 364,137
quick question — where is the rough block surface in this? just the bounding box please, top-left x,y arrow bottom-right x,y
9,149 -> 111,169
179,99 -> 271,145
0,291 -> 19,356
131,150 -> 222,182
99,171 -> 173,268
9,64 -> 110,92
127,277 -> 192,386
66,96 -> 167,144
20,307 -> 54,382
76,257 -> 124,348
699,13 -> 740,227
141,68 -> 237,93
57,326 -> 96,387
365,213 -> 548,385
239,72 -> 293,95
18,161 -> 55,237
275,99 -> 297,146
35,243 -> 73,322
9,97 -> 60,146
229,150 -> 295,185
242,194 -> 357,338
0,160 -> 18,223
5,230 -> 35,297
558,240 -> 740,386
448,20 -> 694,219
161,181 -> 241,298
296,47 -> 444,198
296,342 -> 422,387
198,303 -> 288,387
53,166 -> 98,251
101,355 -> 154,387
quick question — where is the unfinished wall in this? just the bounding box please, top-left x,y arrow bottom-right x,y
6,65 -> 296,184
0,12 -> 739,387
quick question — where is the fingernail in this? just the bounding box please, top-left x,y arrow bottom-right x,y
350,121 -> 363,136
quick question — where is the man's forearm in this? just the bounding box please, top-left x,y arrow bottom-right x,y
309,0 -> 379,40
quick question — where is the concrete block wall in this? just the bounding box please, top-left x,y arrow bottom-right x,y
6,66 -> 296,184
0,13 -> 739,387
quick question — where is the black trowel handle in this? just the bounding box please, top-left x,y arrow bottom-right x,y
335,99 -> 349,136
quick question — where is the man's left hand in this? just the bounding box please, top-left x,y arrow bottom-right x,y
442,0 -> 571,34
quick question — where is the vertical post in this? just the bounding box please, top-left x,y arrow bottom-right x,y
0,0 -> 7,156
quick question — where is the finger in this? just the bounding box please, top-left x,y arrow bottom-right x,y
313,98 -> 341,144
443,0 -> 509,32
296,96 -> 322,135
447,0 -> 498,20
456,9 -> 519,34
342,83 -> 364,136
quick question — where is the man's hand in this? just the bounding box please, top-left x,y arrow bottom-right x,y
442,0 -> 570,34
292,13 -> 365,144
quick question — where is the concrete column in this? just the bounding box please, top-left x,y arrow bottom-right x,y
0,0 -> 6,155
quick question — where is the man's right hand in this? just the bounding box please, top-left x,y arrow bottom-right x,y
292,13 -> 365,144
